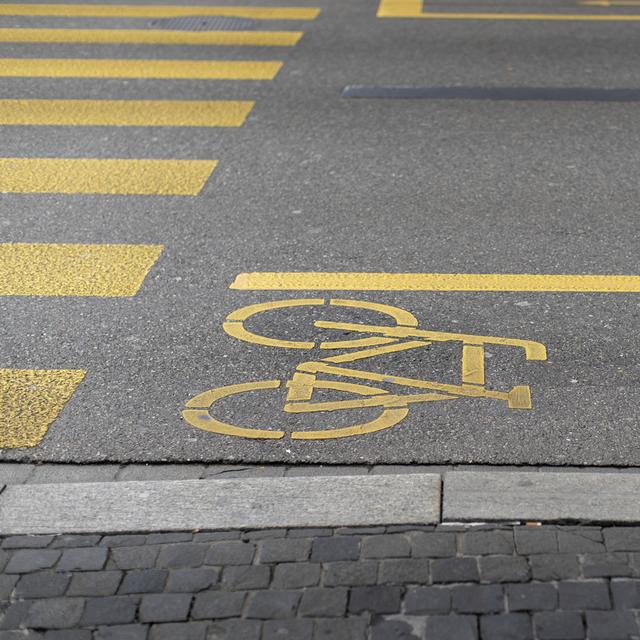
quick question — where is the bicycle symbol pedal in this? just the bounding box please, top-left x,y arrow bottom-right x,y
182,298 -> 547,440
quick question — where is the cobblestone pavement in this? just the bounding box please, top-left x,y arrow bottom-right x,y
2,525 -> 640,639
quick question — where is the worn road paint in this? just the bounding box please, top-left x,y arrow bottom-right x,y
0,158 -> 217,195
0,369 -> 85,449
231,272 -> 640,292
377,0 -> 640,19
0,59 -> 282,80
0,28 -> 303,47
581,0 -> 640,4
0,4 -> 320,20
0,243 -> 163,297
183,299 -> 545,440
0,100 -> 254,127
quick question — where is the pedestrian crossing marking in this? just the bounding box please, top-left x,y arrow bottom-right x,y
0,59 -> 282,80
377,0 -> 640,19
231,272 -> 640,292
0,369 -> 86,449
0,4 -> 320,19
0,28 -> 303,47
0,243 -> 163,297
0,100 -> 254,127
0,158 -> 217,195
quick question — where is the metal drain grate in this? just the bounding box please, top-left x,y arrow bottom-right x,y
149,16 -> 258,31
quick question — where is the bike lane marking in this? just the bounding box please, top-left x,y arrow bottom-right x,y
0,100 -> 254,128
0,59 -> 283,80
231,272 -> 640,292
377,0 -> 640,20
0,158 -> 217,195
0,243 -> 163,297
0,28 -> 303,47
0,4 -> 320,20
0,369 -> 86,449
1,244 -> 162,448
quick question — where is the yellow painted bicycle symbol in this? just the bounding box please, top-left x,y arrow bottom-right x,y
182,299 -> 547,440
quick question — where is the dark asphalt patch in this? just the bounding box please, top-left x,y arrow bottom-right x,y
342,85 -> 640,101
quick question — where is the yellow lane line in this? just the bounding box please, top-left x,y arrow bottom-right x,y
377,0 -> 640,19
230,272 -> 640,292
0,100 -> 254,127
0,59 -> 282,80
581,0 -> 640,5
0,158 -> 217,195
0,243 -> 163,296
0,368 -> 86,448
0,28 -> 303,47
0,4 -> 320,19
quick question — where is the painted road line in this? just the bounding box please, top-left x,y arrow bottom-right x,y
582,0 -> 640,4
0,59 -> 282,80
0,28 -> 303,47
443,472 -> 640,523
343,86 -> 640,102
0,243 -> 163,297
231,272 -> 640,292
0,100 -> 254,127
0,369 -> 85,449
0,158 -> 217,195
0,474 -> 440,534
377,0 -> 640,19
0,4 -> 320,20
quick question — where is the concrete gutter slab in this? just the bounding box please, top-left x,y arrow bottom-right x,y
444,471 -> 640,523
0,473 -> 440,534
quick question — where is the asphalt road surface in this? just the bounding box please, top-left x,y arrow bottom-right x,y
2,0 -> 640,464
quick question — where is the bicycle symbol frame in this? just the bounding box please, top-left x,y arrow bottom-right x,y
182,298 -> 547,440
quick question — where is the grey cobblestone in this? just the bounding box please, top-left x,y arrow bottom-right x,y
5,550 -> 61,574
15,572 -> 70,598
56,547 -> 108,572
221,564 -> 270,590
258,538 -> 311,563
298,588 -> 347,617
348,586 -> 402,614
2,536 -> 54,550
2,525 -> 640,638
205,541 -> 254,566
404,586 -> 451,614
311,537 -> 360,563
461,530 -> 514,555
361,534 -> 410,559
165,568 -> 218,592
67,571 -> 122,597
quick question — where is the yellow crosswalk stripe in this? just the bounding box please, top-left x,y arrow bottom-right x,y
0,4 -> 320,19
0,28 -> 303,47
0,59 -> 282,80
0,100 -> 254,127
0,368 -> 86,448
377,0 -> 640,19
231,272 -> 640,292
0,243 -> 164,297
0,158 -> 217,195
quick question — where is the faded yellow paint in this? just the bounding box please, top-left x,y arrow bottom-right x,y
0,28 -> 303,47
231,271 -> 640,293
462,345 -> 485,385
377,0 -> 640,19
581,0 -> 640,5
0,4 -> 320,20
323,340 -> 431,364
0,158 -> 217,195
0,243 -> 163,297
183,380 -> 285,439
0,369 -> 85,448
0,100 -> 254,127
0,59 -> 282,80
